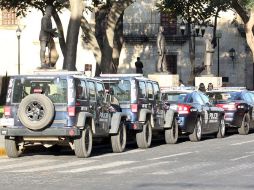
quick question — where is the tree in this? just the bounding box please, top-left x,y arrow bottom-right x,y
0,0 -> 67,62
81,0 -> 134,75
157,0 -> 232,84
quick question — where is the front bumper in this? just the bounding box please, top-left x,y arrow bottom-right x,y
0,127 -> 81,137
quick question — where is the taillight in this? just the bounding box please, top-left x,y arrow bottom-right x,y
177,104 -> 191,114
131,104 -> 138,112
68,106 -> 75,116
216,103 -> 237,111
4,106 -> 11,116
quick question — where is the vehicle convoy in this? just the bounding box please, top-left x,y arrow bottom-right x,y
0,72 -> 129,158
161,88 -> 225,141
206,88 -> 254,135
99,74 -> 179,147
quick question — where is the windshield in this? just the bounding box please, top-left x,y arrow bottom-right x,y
163,93 -> 187,103
103,80 -> 131,102
12,78 -> 67,103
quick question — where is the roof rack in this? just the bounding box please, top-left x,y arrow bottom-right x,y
100,74 -> 144,77
33,70 -> 84,76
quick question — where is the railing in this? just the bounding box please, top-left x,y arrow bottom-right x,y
123,23 -> 187,43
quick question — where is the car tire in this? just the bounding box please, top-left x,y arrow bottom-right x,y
165,117 -> 178,144
5,136 -> 21,158
111,122 -> 127,153
238,113 -> 250,135
217,117 -> 226,138
189,117 -> 202,142
74,125 -> 93,158
136,120 -> 152,149
18,94 -> 54,131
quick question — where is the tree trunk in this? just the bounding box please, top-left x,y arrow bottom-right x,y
52,9 -> 66,59
63,0 -> 84,71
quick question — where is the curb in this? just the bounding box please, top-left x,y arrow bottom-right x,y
0,147 -> 6,156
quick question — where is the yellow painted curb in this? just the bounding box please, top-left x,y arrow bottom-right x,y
0,147 -> 6,156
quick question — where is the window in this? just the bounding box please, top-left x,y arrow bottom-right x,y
88,81 -> 96,101
193,93 -> 205,105
147,82 -> 154,99
96,82 -> 105,101
75,79 -> 86,100
138,81 -> 146,99
1,9 -> 17,25
153,83 -> 160,101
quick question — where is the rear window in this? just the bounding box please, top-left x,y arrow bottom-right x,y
104,80 -> 131,102
12,78 -> 67,103
207,92 -> 235,103
163,93 -> 187,103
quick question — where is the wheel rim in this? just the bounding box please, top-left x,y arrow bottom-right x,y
221,119 -> 225,136
25,101 -> 45,121
196,120 -> 201,139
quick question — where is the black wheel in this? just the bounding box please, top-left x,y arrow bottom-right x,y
165,117 -> 178,144
136,120 -> 152,149
74,125 -> 93,158
238,113 -> 250,135
189,117 -> 202,142
217,117 -> 225,138
18,94 -> 54,130
5,137 -> 22,158
111,122 -> 127,153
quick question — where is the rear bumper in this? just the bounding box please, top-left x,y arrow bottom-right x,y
0,127 -> 80,137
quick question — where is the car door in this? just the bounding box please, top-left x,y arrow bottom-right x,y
193,92 -> 210,133
200,92 -> 219,133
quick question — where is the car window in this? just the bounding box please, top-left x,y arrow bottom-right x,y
103,80 -> 131,102
96,82 -> 105,102
164,93 -> 187,103
184,93 -> 193,103
12,78 -> 67,103
75,79 -> 87,100
193,92 -> 205,105
87,81 -> 96,101
153,83 -> 160,101
138,81 -> 146,99
147,82 -> 154,99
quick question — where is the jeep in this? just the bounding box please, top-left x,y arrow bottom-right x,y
0,71 -> 128,158
99,74 -> 178,148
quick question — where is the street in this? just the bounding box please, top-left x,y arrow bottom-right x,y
1,131 -> 254,190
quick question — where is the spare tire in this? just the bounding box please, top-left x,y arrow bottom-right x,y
18,94 -> 54,130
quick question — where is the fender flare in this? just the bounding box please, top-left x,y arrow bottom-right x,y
109,112 -> 128,134
76,112 -> 95,134
164,109 -> 177,129
139,109 -> 154,127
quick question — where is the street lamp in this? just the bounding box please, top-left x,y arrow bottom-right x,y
216,31 -> 222,77
16,26 -> 22,75
229,48 -> 236,69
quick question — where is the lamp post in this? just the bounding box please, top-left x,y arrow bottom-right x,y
229,48 -> 236,68
16,26 -> 22,75
216,31 -> 222,77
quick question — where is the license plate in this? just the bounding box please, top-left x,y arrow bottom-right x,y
0,118 -> 14,126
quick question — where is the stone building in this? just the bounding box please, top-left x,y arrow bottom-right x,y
0,0 -> 253,89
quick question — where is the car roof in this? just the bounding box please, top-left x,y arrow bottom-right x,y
161,86 -> 195,94
99,74 -> 157,83
208,87 -> 246,93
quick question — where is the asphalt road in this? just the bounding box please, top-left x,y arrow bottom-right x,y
1,131 -> 254,190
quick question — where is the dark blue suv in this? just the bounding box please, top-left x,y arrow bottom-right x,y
99,74 -> 178,148
0,72 -> 128,158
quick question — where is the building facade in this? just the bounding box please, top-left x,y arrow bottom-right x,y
0,0 -> 253,88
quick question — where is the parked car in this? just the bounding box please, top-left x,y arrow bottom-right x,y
206,88 -> 254,135
99,74 -> 179,147
162,88 -> 225,142
0,71 -> 129,158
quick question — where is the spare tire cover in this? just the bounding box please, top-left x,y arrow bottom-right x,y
18,94 -> 54,130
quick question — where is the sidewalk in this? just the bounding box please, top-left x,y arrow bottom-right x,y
0,127 -> 6,156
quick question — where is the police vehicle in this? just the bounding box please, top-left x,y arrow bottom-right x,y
162,87 -> 225,142
99,74 -> 178,148
206,88 -> 254,135
0,71 -> 129,158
